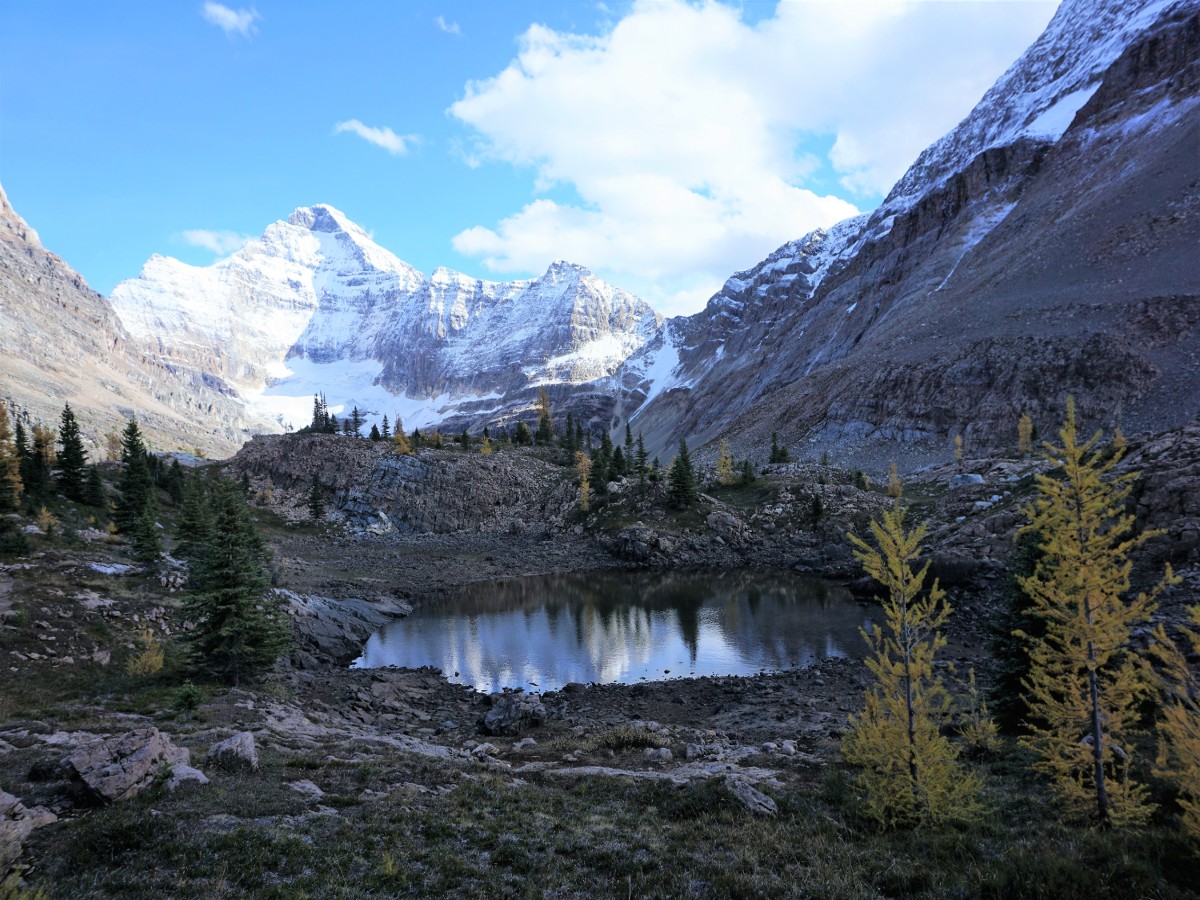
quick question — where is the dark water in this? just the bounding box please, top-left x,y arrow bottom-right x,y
353,570 -> 873,692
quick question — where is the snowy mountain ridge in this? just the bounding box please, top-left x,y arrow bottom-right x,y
110,205 -> 665,433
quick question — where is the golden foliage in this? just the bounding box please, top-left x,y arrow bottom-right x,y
34,506 -> 58,535
843,502 -> 981,826
959,668 -> 1000,755
125,627 -> 165,676
480,436 -> 493,455
1153,604 -> 1200,839
575,451 -> 592,512
716,440 -> 734,486
1017,399 -> 1173,826
0,405 -> 22,512
954,434 -> 963,462
886,463 -> 902,499
1018,413 -> 1033,456
392,417 -> 412,455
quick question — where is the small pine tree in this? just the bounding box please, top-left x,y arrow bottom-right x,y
535,388 -> 554,445
843,502 -> 980,826
307,473 -> 325,522
810,493 -> 823,525
181,478 -> 290,685
740,458 -> 756,485
1152,604 -> 1200,840
1017,399 -> 1173,826
350,406 -> 364,436
1018,413 -> 1034,456
25,424 -> 55,506
575,451 -> 592,512
667,439 -> 698,508
369,424 -> 381,441
55,404 -> 88,502
769,431 -> 790,464
636,433 -> 648,491
458,428 -> 471,451
114,420 -> 157,534
164,459 -> 186,505
611,446 -> 627,479
380,416 -> 391,440
716,440 -> 734,486
83,465 -> 107,509
887,462 -> 902,499
562,411 -> 577,455
624,423 -> 635,466
959,668 -> 1000,756
131,507 -> 162,565
514,422 -> 532,445
174,475 -> 214,564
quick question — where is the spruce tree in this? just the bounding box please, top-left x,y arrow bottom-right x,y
307,473 -> 325,522
667,438 -> 698,508
174,476 -> 214,564
624,422 -> 635,466
635,433 -> 648,491
769,430 -> 790,464
131,507 -> 162,566
611,446 -> 626,479
514,422 -> 532,445
83,465 -> 108,510
369,424 -> 382,441
13,420 -> 31,488
843,502 -> 980,826
381,416 -> 391,439
164,458 -> 186,504
563,412 -> 576,455
535,388 -> 554,445
181,477 -> 289,685
114,420 -> 156,534
56,404 -> 88,502
1016,400 -> 1172,826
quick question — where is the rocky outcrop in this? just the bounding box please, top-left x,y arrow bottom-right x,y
0,790 -> 56,874
281,590 -> 412,666
60,728 -> 190,804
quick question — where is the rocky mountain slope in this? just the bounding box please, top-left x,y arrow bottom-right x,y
109,206 -> 664,436
632,0 -> 1200,467
0,185 -> 275,456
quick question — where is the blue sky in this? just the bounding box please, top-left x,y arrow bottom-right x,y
1,1 -> 1059,316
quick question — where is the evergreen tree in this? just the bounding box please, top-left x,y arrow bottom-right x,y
13,420 -> 31,489
1016,400 -> 1172,826
769,430 -> 790,464
716,440 -> 734,486
130,507 -> 162,566
350,406 -> 364,436
0,404 -> 23,513
843,502 -> 980,826
611,446 -> 626,479
514,421 -> 532,445
458,428 -> 471,451
55,404 -> 88,502
635,433 -> 648,491
309,394 -> 325,432
411,426 -> 423,448
164,459 -> 186,505
667,439 -> 698,508
239,471 -> 252,498
535,388 -> 554,445
989,529 -> 1044,733
380,416 -> 391,439
82,465 -> 107,510
562,412 -> 577,455
25,425 -> 54,506
624,423 -> 635,467
739,458 -> 756,485
307,473 -> 325,522
181,477 -> 289,685
369,424 -> 382,441
114,420 -> 156,534
174,475 -> 214,564
575,420 -> 584,451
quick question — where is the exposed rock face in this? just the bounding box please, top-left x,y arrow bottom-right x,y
60,728 -> 190,804
207,731 -> 259,772
281,589 -> 412,666
633,0 -> 1200,466
0,185 -> 274,456
230,433 -> 578,536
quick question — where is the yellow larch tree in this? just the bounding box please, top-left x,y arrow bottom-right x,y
392,417 -> 412,455
575,451 -> 592,512
1152,604 -> 1200,839
886,462 -> 902,499
1018,413 -> 1033,456
1017,399 -> 1174,826
843,501 -> 980,826
715,440 -> 734,486
0,404 -> 22,512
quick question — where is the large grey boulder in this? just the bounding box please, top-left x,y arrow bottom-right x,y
207,731 -> 259,772
478,693 -> 548,736
60,728 -> 189,804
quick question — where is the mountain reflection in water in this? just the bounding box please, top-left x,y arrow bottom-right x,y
353,570 -> 873,693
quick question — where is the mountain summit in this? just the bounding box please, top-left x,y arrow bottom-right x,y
109,206 -> 663,434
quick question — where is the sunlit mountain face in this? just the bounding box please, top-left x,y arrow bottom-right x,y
354,570 -> 872,692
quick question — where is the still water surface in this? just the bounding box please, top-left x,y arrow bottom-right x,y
354,570 -> 874,692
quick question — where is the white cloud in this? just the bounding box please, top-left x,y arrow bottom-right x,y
181,229 -> 253,255
333,119 -> 417,156
435,15 -> 461,36
201,2 -> 260,38
449,0 -> 1058,316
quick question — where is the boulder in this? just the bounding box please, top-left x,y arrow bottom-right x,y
165,765 -> 210,793
724,775 -> 778,817
478,693 -> 548,736
949,473 -> 985,488
1,789 -> 56,873
60,728 -> 189,804
206,731 -> 259,772
706,510 -> 748,543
